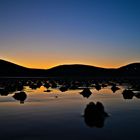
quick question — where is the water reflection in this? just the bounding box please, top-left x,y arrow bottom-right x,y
111,84 -> 120,93
83,102 -> 109,128
122,90 -> 134,99
44,89 -> 52,92
80,88 -> 92,98
0,88 -> 9,96
135,92 -> 140,99
1,78 -> 140,140
122,89 -> 140,100
0,78 -> 140,102
13,91 -> 27,104
94,83 -> 101,91
59,86 -> 69,92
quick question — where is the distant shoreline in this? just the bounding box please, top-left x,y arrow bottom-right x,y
0,76 -> 140,80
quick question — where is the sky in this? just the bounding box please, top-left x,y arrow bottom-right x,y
0,0 -> 140,69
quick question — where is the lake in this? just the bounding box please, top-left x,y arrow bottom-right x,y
0,79 -> 140,140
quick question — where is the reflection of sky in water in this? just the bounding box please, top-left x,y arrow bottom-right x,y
0,86 -> 140,140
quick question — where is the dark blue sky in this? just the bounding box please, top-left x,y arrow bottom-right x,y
0,0 -> 140,68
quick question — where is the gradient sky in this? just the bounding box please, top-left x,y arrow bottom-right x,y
0,0 -> 140,69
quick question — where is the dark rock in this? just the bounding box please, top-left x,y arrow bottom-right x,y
84,102 -> 108,128
13,91 -> 27,104
122,90 -> 134,99
80,88 -> 92,98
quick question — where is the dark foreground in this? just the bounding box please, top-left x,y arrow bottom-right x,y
0,78 -> 140,140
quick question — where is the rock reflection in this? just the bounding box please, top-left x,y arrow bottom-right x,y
83,102 -> 109,128
94,83 -> 101,91
111,84 -> 120,93
0,88 -> 9,96
122,89 -> 140,99
80,88 -> 92,98
59,86 -> 68,92
44,89 -> 51,92
122,90 -> 134,99
13,91 -> 27,104
135,92 -> 140,99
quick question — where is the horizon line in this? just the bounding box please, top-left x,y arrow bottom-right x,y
1,59 -> 140,70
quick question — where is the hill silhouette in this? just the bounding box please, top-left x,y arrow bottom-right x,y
0,59 -> 140,78
0,60 -> 46,77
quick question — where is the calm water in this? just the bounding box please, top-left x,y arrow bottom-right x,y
0,80 -> 140,140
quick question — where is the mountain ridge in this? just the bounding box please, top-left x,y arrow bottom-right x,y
0,59 -> 140,78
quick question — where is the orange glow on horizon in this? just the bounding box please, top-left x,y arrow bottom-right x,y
2,57 -> 132,69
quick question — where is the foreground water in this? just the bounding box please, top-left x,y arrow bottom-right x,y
0,80 -> 140,140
